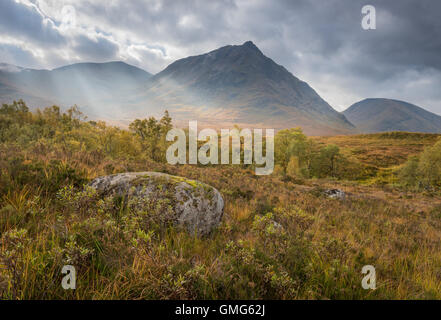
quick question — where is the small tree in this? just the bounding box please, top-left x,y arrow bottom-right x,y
286,156 -> 301,178
310,144 -> 341,178
399,156 -> 419,187
417,140 -> 441,188
129,110 -> 173,162
399,139 -> 441,189
275,128 -> 311,175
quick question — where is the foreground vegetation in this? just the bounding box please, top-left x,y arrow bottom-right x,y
0,101 -> 440,299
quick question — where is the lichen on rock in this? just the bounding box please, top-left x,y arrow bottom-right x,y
89,172 -> 224,236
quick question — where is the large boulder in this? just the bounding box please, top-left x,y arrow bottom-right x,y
89,172 -> 224,236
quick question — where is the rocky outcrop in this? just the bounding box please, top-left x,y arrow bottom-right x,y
89,172 -> 224,236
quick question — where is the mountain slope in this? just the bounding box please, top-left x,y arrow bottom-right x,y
132,41 -> 355,135
343,98 -> 441,133
0,61 -> 151,118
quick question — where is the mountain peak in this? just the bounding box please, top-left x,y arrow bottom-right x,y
242,40 -> 257,47
240,40 -> 262,53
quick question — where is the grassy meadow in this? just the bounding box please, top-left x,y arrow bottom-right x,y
1,100 -> 440,299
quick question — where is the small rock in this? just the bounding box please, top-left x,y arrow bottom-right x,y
271,220 -> 283,230
89,172 -> 224,236
324,189 -> 346,200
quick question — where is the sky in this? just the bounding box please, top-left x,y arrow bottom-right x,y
1,0 -> 441,114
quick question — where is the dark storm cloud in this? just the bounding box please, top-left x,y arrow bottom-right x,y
247,0 -> 441,78
0,0 -> 440,113
363,1 -> 441,71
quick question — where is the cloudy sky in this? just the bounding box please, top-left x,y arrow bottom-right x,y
1,0 -> 441,114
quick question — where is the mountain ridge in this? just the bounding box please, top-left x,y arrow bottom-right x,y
1,41 -> 357,135
0,61 -> 152,119
343,98 -> 441,133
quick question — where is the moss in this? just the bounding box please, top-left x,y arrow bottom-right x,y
169,175 -> 204,189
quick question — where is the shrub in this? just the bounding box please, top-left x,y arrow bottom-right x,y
399,139 -> 441,189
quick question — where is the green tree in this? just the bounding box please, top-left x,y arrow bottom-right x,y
275,128 -> 312,176
399,156 -> 420,187
129,110 -> 173,162
417,140 -> 441,188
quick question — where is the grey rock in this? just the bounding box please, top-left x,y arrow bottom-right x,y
89,172 -> 224,236
324,189 -> 346,200
271,220 -> 283,231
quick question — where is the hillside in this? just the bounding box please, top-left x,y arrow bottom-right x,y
343,98 -> 441,133
314,131 -> 441,168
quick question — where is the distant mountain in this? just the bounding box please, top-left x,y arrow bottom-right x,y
132,41 -> 355,135
0,63 -> 25,73
0,63 -> 54,108
0,61 -> 151,118
343,98 -> 441,133
0,42 -> 356,135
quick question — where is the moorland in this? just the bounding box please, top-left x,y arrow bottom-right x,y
1,100 -> 440,299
